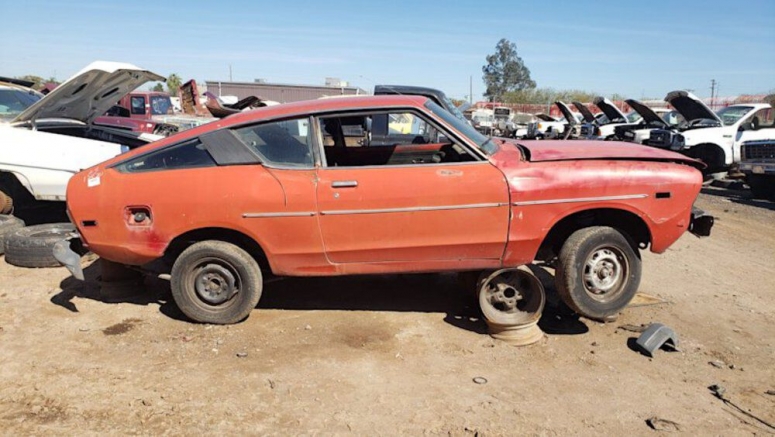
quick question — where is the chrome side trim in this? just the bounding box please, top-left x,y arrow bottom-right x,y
513,194 -> 648,206
242,212 -> 316,218
320,202 -> 506,216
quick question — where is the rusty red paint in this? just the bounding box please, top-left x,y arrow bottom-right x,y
66,95 -> 705,276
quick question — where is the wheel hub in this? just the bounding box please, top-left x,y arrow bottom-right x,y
194,264 -> 238,304
584,248 -> 623,295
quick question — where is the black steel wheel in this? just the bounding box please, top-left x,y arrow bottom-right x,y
171,241 -> 263,324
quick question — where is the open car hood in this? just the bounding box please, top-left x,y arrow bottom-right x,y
593,97 -> 628,123
12,61 -> 164,125
554,102 -> 578,125
508,139 -> 704,169
625,99 -> 668,125
664,90 -> 721,123
572,101 -> 597,123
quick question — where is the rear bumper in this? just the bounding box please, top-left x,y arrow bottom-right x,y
689,207 -> 714,237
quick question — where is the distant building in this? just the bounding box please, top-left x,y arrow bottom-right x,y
203,79 -> 367,103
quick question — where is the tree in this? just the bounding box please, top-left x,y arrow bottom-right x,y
152,83 -> 165,92
502,88 -> 598,105
482,39 -> 536,102
166,73 -> 182,96
766,90 -> 775,108
15,75 -> 46,89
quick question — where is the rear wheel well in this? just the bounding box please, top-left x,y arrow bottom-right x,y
535,208 -> 651,262
164,227 -> 272,274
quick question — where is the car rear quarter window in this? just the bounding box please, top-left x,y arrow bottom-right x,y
115,139 -> 216,173
233,118 -> 313,168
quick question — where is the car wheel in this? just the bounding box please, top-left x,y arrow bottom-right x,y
477,268 -> 545,326
555,226 -> 641,321
4,223 -> 74,267
0,215 -> 25,255
171,241 -> 263,324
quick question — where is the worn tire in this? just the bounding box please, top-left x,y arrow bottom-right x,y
0,215 -> 26,255
171,241 -> 263,324
0,190 -> 13,214
555,226 -> 641,321
4,223 -> 75,267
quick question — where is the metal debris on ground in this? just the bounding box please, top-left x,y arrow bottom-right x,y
708,384 -> 775,431
646,416 -> 681,432
617,324 -> 648,333
766,390 -> 775,396
472,377 -> 488,385
236,352 -> 248,358
634,323 -> 679,357
709,360 -> 725,368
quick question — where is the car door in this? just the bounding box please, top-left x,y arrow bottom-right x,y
315,109 -> 510,264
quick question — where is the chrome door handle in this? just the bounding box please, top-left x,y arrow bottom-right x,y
331,180 -> 358,188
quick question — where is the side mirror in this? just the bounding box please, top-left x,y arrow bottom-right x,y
739,121 -> 754,131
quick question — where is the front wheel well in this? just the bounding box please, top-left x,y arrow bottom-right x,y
163,227 -> 272,274
686,143 -> 726,172
535,208 -> 651,262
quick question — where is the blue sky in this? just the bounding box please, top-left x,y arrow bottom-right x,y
1,0 -> 773,101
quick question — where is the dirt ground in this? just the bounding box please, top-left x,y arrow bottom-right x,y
1,186 -> 774,435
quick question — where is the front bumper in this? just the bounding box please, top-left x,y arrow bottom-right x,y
739,162 -> 775,176
689,207 -> 714,237
53,235 -> 86,280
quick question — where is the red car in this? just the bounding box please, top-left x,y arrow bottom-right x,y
59,95 -> 712,325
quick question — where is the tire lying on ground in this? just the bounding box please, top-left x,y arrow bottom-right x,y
4,223 -> 75,268
0,215 -> 26,255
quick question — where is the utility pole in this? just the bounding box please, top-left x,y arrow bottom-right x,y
710,79 -> 717,110
229,64 -> 233,82
469,75 -> 473,104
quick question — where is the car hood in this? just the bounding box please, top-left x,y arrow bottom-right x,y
554,102 -> 578,125
664,90 -> 721,124
625,99 -> 667,125
12,61 -> 164,126
572,101 -> 597,123
500,139 -> 704,168
593,96 -> 628,123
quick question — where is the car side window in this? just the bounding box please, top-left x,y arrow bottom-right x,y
130,96 -> 146,115
319,111 -> 477,167
233,118 -> 313,168
115,139 -> 216,173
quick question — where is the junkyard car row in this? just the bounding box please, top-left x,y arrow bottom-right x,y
1,60 -> 772,340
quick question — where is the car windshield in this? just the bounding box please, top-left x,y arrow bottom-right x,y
0,87 -> 42,121
626,112 -> 641,123
150,95 -> 173,115
715,106 -> 753,126
425,100 -> 493,152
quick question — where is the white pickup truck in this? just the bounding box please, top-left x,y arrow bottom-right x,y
646,91 -> 773,172
0,62 -> 165,221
